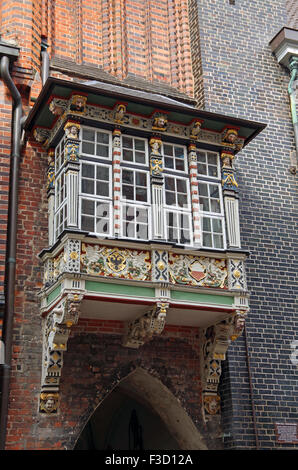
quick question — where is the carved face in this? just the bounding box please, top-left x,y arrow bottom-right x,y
226,131 -> 238,143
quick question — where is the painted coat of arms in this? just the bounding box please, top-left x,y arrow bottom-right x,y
80,244 -> 151,281
169,253 -> 227,288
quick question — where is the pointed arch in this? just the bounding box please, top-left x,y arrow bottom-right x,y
74,367 -> 208,450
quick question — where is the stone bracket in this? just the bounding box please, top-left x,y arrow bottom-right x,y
39,292 -> 83,414
202,309 -> 248,419
122,302 -> 169,349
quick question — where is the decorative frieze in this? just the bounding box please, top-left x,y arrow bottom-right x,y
80,243 -> 152,281
169,253 -> 228,289
152,250 -> 169,283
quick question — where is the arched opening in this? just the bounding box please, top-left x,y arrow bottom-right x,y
74,368 -> 207,450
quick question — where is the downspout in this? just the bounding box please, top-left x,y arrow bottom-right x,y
288,57 -> 298,172
40,38 -> 50,85
0,48 -> 23,450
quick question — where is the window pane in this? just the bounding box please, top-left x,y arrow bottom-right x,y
199,183 -> 208,197
177,193 -> 188,208
82,179 -> 94,194
210,199 -> 221,213
202,217 -> 211,232
208,165 -> 218,177
122,169 -> 133,184
136,224 -> 148,239
135,139 -> 145,151
82,164 -> 94,178
213,234 -> 224,249
135,187 -> 147,202
122,185 -> 134,200
97,132 -> 109,144
96,202 -> 109,218
200,197 -> 210,212
209,184 -> 219,198
198,163 -> 207,175
83,129 -> 95,141
136,207 -> 148,223
82,199 -> 94,215
96,181 -> 109,197
177,179 -> 186,193
212,218 -> 223,233
175,159 -> 185,171
165,157 -> 174,169
96,219 -> 109,234
207,153 -> 217,165
123,149 -> 133,161
135,151 -> 145,164
96,144 -> 109,158
164,144 -> 173,156
174,147 -> 184,159
165,177 -> 175,191
82,142 -> 95,154
136,172 -> 146,187
203,232 -> 212,247
81,215 -> 94,232
122,136 -> 133,148
197,152 -> 206,163
165,191 -> 175,206
97,166 -> 109,180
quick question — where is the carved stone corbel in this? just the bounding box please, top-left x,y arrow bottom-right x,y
122,302 -> 169,349
202,311 -> 248,420
39,292 -> 83,413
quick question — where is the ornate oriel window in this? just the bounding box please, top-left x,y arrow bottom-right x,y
53,125 -> 228,249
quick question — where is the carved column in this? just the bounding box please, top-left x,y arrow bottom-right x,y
39,292 -> 83,414
149,136 -> 165,239
220,127 -> 242,249
112,128 -> 122,237
188,143 -> 202,247
63,121 -> 81,229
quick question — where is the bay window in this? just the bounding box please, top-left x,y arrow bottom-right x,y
53,126 -> 226,250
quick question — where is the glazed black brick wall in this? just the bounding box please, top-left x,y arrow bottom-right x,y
192,0 -> 298,449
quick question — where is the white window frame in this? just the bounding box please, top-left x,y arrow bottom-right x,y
79,160 -> 113,237
120,167 -> 151,241
80,126 -> 112,161
79,196 -> 113,237
121,134 -> 149,167
162,142 -> 188,173
121,203 -> 152,241
54,170 -> 67,240
196,149 -> 221,180
197,150 -> 226,250
161,142 -> 193,246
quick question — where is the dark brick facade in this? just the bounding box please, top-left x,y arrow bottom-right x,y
191,0 -> 298,449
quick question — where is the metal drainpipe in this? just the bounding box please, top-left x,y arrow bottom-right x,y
0,53 -> 23,450
40,38 -> 50,85
288,57 -> 298,172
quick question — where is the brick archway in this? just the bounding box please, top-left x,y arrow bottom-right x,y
73,367 -> 208,450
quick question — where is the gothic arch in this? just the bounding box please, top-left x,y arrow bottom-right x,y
73,367 -> 208,450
